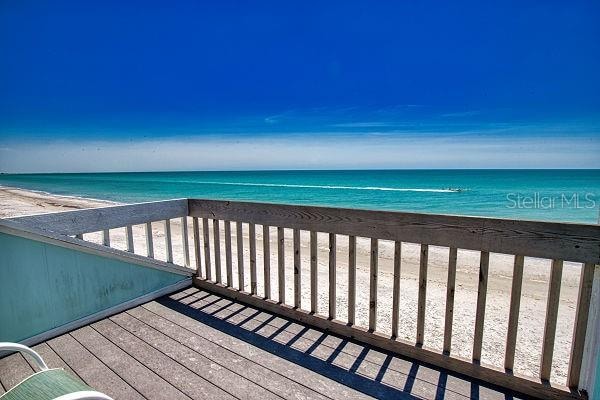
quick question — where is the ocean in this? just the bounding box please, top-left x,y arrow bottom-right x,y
1,170 -> 599,224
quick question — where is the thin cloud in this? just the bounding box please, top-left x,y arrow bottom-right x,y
330,122 -> 393,128
264,116 -> 279,124
441,110 -> 482,118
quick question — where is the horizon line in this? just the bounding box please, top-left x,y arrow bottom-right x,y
2,167 -> 600,175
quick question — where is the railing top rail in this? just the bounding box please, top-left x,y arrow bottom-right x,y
0,218 -> 192,276
189,198 -> 600,263
7,199 -> 188,236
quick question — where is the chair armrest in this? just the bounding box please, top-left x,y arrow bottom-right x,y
0,342 -> 48,371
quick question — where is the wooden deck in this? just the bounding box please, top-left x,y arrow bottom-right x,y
0,287 -> 526,400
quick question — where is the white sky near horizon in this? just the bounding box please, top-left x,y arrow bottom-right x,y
1,134 -> 599,173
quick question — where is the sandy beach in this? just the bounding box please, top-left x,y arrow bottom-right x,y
0,185 -> 584,385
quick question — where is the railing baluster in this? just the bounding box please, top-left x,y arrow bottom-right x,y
102,229 -> 110,246
213,219 -> 222,284
505,254 -> 524,370
348,235 -> 356,325
249,223 -> 257,294
369,238 -> 378,331
181,217 -> 190,267
329,233 -> 337,319
540,259 -> 564,381
310,231 -> 318,313
443,247 -> 458,354
416,244 -> 428,345
263,225 -> 271,299
567,262 -> 595,388
391,241 -> 402,337
237,221 -> 244,291
473,250 -> 490,362
293,228 -> 301,308
164,219 -> 173,263
192,217 -> 202,276
278,227 -> 285,304
145,222 -> 154,258
125,225 -> 134,253
225,221 -> 233,286
202,218 -> 211,280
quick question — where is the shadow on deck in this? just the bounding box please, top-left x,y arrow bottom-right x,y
0,287 -> 525,400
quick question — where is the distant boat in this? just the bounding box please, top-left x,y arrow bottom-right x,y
447,187 -> 465,192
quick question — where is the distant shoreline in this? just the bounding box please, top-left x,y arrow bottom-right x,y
0,185 -> 116,219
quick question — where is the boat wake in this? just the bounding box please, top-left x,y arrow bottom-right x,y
192,181 -> 463,193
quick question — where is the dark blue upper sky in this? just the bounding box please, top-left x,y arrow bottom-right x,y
0,1 -> 599,171
1,0 -> 599,133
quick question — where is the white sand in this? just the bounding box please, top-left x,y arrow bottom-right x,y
0,185 -> 583,385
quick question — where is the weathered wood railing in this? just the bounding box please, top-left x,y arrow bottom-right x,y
188,199 -> 599,400
8,198 -> 599,400
11,199 -> 191,266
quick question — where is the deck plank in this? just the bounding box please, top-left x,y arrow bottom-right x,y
176,289 -> 515,400
118,308 -> 292,400
47,333 -> 145,400
0,287 -> 526,400
28,343 -> 81,379
91,318 -> 235,400
245,321 -> 469,400
126,305 -> 340,400
69,325 -> 190,400
0,353 -> 33,391
141,300 -> 384,400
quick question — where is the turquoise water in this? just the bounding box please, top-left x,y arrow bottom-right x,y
1,170 -> 599,223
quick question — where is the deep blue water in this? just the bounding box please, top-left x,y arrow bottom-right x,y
1,170 -> 599,223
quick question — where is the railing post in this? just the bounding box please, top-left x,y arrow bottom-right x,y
249,223 -> 257,294
568,262 -> 596,389
540,259 -> 563,381
505,254 -> 524,370
391,241 -> 401,338
225,221 -> 233,286
181,217 -> 190,267
293,228 -> 301,309
263,225 -> 271,299
369,238 -> 378,331
310,231 -> 318,313
416,244 -> 428,345
192,217 -> 202,276
579,264 -> 599,395
328,233 -> 336,319
348,235 -> 356,325
278,227 -> 285,304
443,247 -> 457,354
125,225 -> 134,253
102,229 -> 110,247
145,222 -> 154,258
236,221 -> 244,291
473,250 -> 489,363
213,219 -> 222,283
202,218 -> 211,280
164,219 -> 173,263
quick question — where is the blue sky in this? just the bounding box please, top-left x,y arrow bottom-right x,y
0,1 -> 599,172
